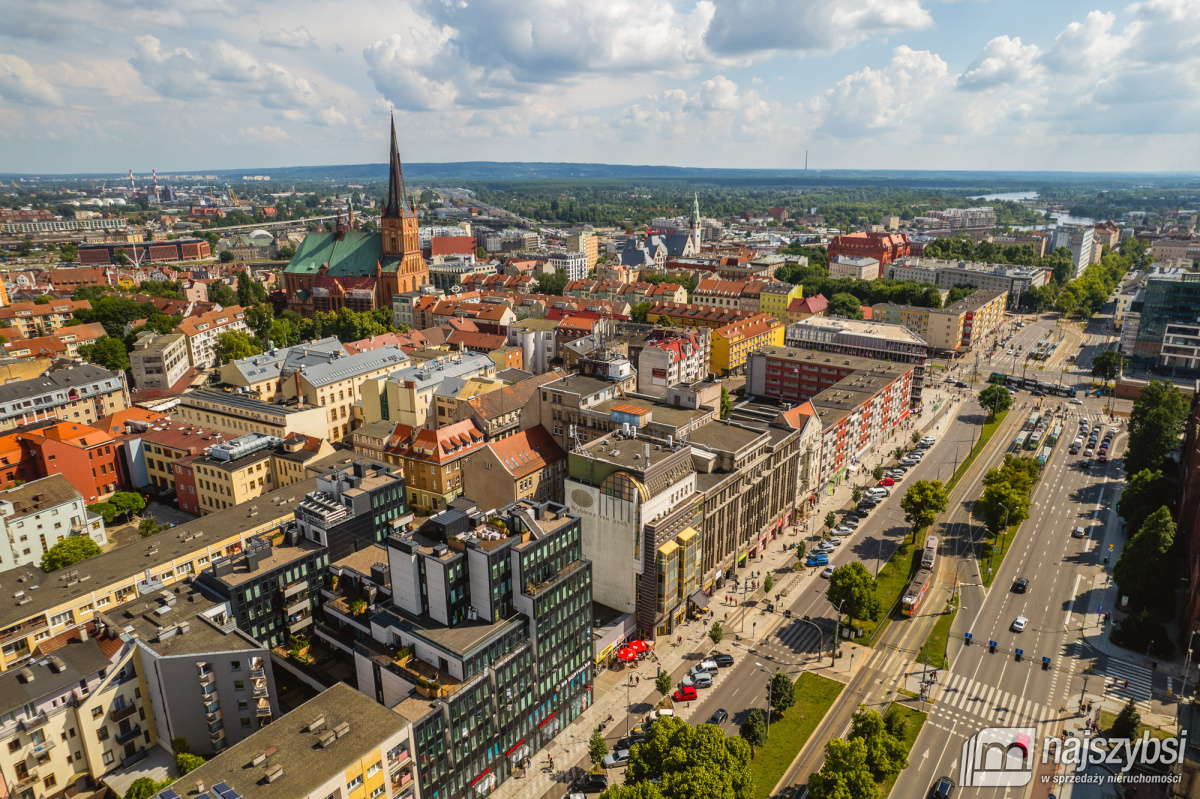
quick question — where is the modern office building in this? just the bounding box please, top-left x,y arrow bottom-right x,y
293,460 -> 412,562
1132,273 -> 1200,369
356,499 -> 592,799
128,332 -> 191,393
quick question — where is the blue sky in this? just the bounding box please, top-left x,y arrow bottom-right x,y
0,0 -> 1197,174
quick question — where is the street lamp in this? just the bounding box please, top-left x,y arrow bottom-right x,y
756,662 -> 773,739
1183,631 -> 1200,699
998,502 -> 1012,554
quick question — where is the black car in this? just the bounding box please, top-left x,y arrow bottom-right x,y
930,776 -> 956,798
712,652 -> 735,667
573,774 -> 610,793
955,381 -> 968,388
707,709 -> 729,725
1013,577 -> 1029,593
617,734 -> 644,749
854,508 -> 871,518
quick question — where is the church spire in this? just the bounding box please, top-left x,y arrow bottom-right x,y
383,113 -> 411,219
691,192 -> 701,226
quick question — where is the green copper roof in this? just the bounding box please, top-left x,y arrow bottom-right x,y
284,230 -> 383,276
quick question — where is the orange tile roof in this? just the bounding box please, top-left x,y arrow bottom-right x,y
486,426 -> 564,478
23,421 -> 113,449
715,313 -> 781,340
175,305 -> 246,336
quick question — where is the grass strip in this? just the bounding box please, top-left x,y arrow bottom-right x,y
917,603 -> 957,671
852,542 -> 918,645
749,672 -> 845,799
1098,710 -> 1173,741
979,523 -> 1020,587
945,408 -> 1008,493
880,704 -> 929,798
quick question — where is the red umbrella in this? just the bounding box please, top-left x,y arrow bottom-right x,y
628,640 -> 648,654
616,647 -> 637,661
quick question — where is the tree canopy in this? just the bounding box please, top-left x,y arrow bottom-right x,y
623,716 -> 754,799
79,336 -> 131,373
900,480 -> 948,539
1114,506 -> 1178,614
1091,350 -> 1123,385
214,330 -> 261,364
1117,469 -> 1171,536
849,709 -> 909,782
534,270 -> 569,295
42,537 -> 102,572
806,737 -> 879,799
826,562 -> 881,626
1126,380 -> 1188,475
977,384 -> 1012,421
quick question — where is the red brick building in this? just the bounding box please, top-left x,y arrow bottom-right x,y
12,421 -> 122,502
827,232 -> 911,267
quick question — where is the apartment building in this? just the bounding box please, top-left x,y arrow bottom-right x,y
785,316 -> 929,404
360,352 -> 497,430
548,251 -> 588,281
351,419 -> 486,512
950,289 -> 1008,350
886,257 -> 1047,302
275,347 -> 410,443
175,306 -> 249,370
2,323 -> 106,361
175,388 -> 330,442
872,289 -> 1006,353
219,337 -> 347,401
186,432 -> 333,517
691,279 -> 769,313
111,418 -> 218,495
827,231 -> 911,266
829,256 -> 881,280
292,461 -> 411,565
0,476 -> 106,572
0,364 -> 129,432
644,302 -> 757,329
180,682 -> 415,799
356,500 -> 591,799
430,377 -> 504,430
0,624 -> 151,798
129,332 -> 191,393
452,371 -> 564,441
106,581 -> 278,755
535,374 -> 624,451
0,300 -> 91,338
785,294 -> 829,325
0,479 -> 314,675
462,426 -> 566,511
637,329 -> 711,397
18,422 -> 122,504
567,230 -> 599,269
710,313 -> 784,376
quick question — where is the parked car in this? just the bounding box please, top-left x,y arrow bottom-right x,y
696,659 -> 719,673
646,709 -> 676,724
573,774 -> 609,794
712,653 -> 734,667
900,457 -> 919,467
1071,398 -> 1083,405
1098,452 -> 1108,464
707,709 -> 729,725
602,749 -> 631,769
854,508 -> 871,518
833,525 -> 854,535
821,566 -> 835,579
826,536 -> 843,546
682,672 -> 712,689
806,554 -> 829,567
841,516 -> 859,528
673,686 -> 698,702
878,477 -> 895,486
818,541 -> 836,553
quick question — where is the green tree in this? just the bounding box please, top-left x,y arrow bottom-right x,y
630,302 -> 650,323
911,431 -> 921,445
171,737 -> 190,755
806,737 -> 879,799
978,383 -> 1013,421
219,249 -> 236,263
236,270 -> 268,306
851,486 -> 862,504
109,492 -> 146,520
138,517 -> 168,538
900,480 -> 948,541
88,502 -> 118,524
828,292 -> 865,319
720,387 -> 732,419
824,512 -> 837,532
215,330 -> 261,364
350,599 -> 368,616
709,622 -> 723,646
872,465 -> 885,482
60,243 -> 78,263
769,671 -> 795,718
1117,469 -> 1170,536
276,245 -> 296,261
1023,284 -> 1056,313
763,573 -> 774,595
893,446 -> 904,460
1114,506 -> 1177,611
176,752 -> 205,775
973,481 -> 1030,543
1110,699 -> 1141,740
590,728 -> 608,769
208,282 -> 238,307
244,303 -> 275,342
625,716 -> 753,798
476,246 -> 489,260
1126,380 -> 1189,474
1091,349 -> 1123,387
534,270 -> 569,295
41,537 -> 102,572
113,247 -> 130,265
849,708 -> 909,782
826,562 -> 881,627
600,783 -> 666,799
1054,289 -> 1078,316
78,336 -> 131,372
124,778 -> 174,799
739,709 -> 767,749
655,670 -> 672,698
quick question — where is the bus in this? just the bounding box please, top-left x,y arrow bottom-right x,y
922,537 -> 938,570
902,569 -> 932,616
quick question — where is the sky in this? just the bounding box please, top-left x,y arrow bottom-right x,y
1,0 -> 1198,175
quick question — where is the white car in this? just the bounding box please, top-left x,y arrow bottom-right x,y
818,541 -> 836,553
1006,349 -> 1013,355
826,536 -> 843,546
833,526 -> 853,535
645,709 -> 675,725
1071,398 -> 1083,405
1011,616 -> 1028,633
821,566 -> 835,579
841,517 -> 859,528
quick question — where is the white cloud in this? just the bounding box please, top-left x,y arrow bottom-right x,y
812,46 -> 950,136
703,0 -> 934,55
238,125 -> 290,143
613,74 -> 783,144
956,35 -> 1039,91
259,26 -> 317,50
0,53 -> 64,105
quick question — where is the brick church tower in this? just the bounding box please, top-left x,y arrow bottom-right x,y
380,115 -> 428,296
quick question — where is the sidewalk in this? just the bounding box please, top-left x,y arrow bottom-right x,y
487,396 -> 965,799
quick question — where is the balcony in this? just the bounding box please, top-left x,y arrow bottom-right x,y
285,597 -> 311,616
251,683 -> 268,699
281,581 -> 307,599
287,616 -> 313,635
24,738 -> 55,758
209,727 -> 226,743
205,708 -> 222,723
115,725 -> 142,745
255,703 -> 272,718
0,620 -> 47,647
198,671 -> 215,686
18,712 -> 48,732
110,704 -> 137,723
12,770 -> 38,791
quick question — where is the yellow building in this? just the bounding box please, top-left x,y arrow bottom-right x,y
567,231 -> 599,269
710,313 -> 784,376
189,432 -> 332,516
432,376 -> 505,428
279,347 -> 409,442
178,683 -> 415,799
758,282 -> 803,323
175,388 -> 330,441
360,352 -> 497,429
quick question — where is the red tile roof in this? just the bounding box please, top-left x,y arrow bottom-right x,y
486,426 -> 564,478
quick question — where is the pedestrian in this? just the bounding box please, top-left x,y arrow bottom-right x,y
1124,680 -> 1129,690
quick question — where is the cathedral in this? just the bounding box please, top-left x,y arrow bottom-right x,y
283,117 -> 430,316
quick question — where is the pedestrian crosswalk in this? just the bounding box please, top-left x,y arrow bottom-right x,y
1103,657 -> 1153,708
927,672 -> 1056,730
773,621 -> 823,653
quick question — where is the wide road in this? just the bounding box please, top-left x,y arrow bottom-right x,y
894,321 -> 1130,797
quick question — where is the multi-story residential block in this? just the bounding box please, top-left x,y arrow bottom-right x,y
691,279 -> 768,313
427,259 -> 493,292
452,371 -> 565,441
637,329 -> 711,397
645,302 -> 757,330
829,255 -> 881,280
276,347 -> 410,443
785,316 -> 929,404
219,337 -> 348,401
1131,272 -> 1200,367
179,682 -> 416,799
356,499 -> 591,799
785,294 -> 829,325
536,374 -> 624,451
873,289 -> 1006,353
350,420 -> 486,512
18,421 -> 122,504
0,476 -> 106,571
293,460 -> 411,562
106,581 -> 279,755
710,313 -> 784,376
0,300 -> 92,338
506,319 -> 559,375
175,306 -> 249,370
360,352 -> 497,429
992,232 -> 1050,258
128,331 -> 191,393
462,426 -> 566,511
548,251 -> 588,281
0,364 -> 129,432
885,257 -> 1047,303
827,231 -> 911,266
567,230 -> 599,269
758,281 -> 804,322
2,323 -> 106,361
185,432 -> 333,516
0,623 -> 151,797
111,418 -> 219,494
174,389 -> 331,441
430,377 -> 504,429
948,289 -> 1007,350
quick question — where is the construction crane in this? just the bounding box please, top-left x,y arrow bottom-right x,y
225,183 -> 238,207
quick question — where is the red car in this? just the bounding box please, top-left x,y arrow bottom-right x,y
878,478 -> 895,487
673,686 -> 697,702
1098,452 -> 1108,463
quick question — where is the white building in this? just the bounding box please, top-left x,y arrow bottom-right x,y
507,319 -> 559,374
549,251 -> 589,281
0,475 -> 107,571
829,255 -> 881,280
175,305 -> 249,369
